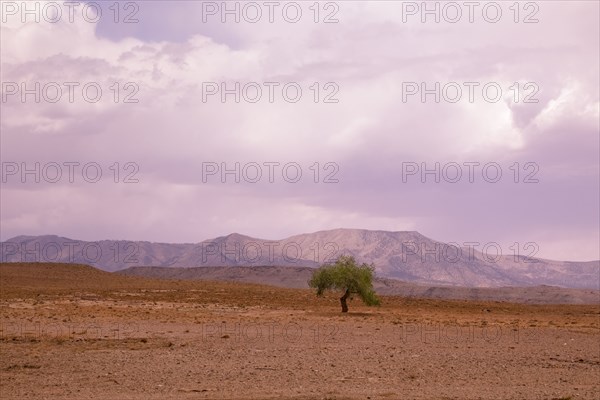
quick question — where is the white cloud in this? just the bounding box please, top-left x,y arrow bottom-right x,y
1,0 -> 598,261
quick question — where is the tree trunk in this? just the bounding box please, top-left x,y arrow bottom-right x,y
340,289 -> 350,313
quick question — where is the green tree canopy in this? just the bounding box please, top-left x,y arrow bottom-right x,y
308,255 -> 380,312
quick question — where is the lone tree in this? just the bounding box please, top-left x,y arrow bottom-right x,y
308,255 -> 380,313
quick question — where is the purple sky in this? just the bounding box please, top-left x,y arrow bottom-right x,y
1,1 -> 599,261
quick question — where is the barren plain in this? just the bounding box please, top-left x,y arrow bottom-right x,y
1,263 -> 599,399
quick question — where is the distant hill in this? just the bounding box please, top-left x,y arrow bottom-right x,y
1,262 -> 598,304
118,265 -> 600,304
2,229 -> 599,289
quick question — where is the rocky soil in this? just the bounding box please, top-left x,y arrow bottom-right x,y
1,263 -> 599,399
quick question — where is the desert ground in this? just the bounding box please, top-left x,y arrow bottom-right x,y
1,263 -> 599,399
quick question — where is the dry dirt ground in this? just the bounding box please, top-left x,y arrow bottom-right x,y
1,263 -> 599,400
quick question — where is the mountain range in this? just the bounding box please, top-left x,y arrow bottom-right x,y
1,229 -> 599,289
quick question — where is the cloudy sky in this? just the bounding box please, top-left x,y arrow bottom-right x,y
1,0 -> 598,261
